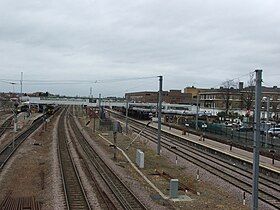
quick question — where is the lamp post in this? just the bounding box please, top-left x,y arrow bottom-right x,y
13,114 -> 16,149
125,94 -> 129,135
12,101 -> 19,149
263,96 -> 271,148
252,69 -> 262,210
93,110 -> 98,132
9,82 -> 16,95
202,123 -> 207,141
195,95 -> 199,130
157,76 -> 163,155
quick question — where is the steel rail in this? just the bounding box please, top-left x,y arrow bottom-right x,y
68,111 -> 148,210
57,108 -> 91,210
110,110 -> 280,209
0,116 -> 44,169
161,130 -> 280,192
130,119 -> 280,209
67,106 -> 118,210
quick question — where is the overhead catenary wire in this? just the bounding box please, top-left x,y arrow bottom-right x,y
0,79 -> 19,85
262,81 -> 280,88
207,71 -> 255,89
0,75 -> 159,98
103,79 -> 158,98
0,76 -> 157,86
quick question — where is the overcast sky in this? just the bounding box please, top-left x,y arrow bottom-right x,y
0,0 -> 280,97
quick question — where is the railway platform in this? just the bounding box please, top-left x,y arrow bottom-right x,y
149,122 -> 280,172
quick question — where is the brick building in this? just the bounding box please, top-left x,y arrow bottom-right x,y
125,90 -> 192,104
198,82 -> 280,117
184,86 -> 206,100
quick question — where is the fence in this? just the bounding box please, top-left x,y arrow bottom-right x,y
188,121 -> 280,153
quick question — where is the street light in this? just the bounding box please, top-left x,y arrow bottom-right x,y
12,101 -> 19,149
195,96 -> 199,130
262,96 -> 271,148
201,123 -> 207,141
9,82 -> 16,94
125,94 -> 129,135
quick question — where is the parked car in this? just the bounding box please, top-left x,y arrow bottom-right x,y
224,122 -> 233,127
237,125 -> 253,132
267,127 -> 280,137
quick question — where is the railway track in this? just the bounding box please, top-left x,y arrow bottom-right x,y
111,111 -> 280,209
0,116 -> 13,138
0,194 -> 41,210
67,108 -> 148,210
57,108 -> 91,210
0,116 -> 44,169
70,106 -> 118,210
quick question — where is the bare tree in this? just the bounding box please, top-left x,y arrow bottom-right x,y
271,100 -> 280,121
241,72 -> 255,116
221,80 -> 237,115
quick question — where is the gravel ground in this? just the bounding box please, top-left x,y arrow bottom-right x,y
72,113 -> 162,209
0,112 -> 65,209
66,116 -> 106,209
0,107 -> 276,209
80,109 -> 274,210
77,111 -> 242,210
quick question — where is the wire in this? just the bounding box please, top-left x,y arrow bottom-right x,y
103,78 -> 158,97
22,82 -> 92,85
264,73 -> 280,77
262,81 -> 279,88
208,71 -> 255,89
0,79 -> 19,84
91,76 -> 157,83
0,76 -> 157,86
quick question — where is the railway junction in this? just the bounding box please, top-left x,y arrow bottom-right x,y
0,104 -> 279,210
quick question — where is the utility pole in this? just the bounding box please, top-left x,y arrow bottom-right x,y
98,93 -> 101,108
113,131 -> 117,159
20,72 -> 23,103
265,96 -> 270,148
89,87 -> 92,98
13,112 -> 17,149
196,94 -> 199,130
10,82 -> 16,96
157,76 -> 163,155
93,111 -> 96,132
13,101 -> 18,149
125,94 -> 129,135
252,69 -> 262,210
98,93 -> 101,118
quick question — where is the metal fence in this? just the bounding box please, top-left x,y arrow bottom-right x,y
188,121 -> 280,153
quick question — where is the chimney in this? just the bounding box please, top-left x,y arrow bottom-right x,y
239,82 -> 244,90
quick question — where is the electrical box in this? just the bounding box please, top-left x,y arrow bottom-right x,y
170,179 -> 178,199
136,149 -> 144,168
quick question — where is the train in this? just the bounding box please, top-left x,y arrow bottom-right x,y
112,103 -> 197,116
38,104 -> 58,115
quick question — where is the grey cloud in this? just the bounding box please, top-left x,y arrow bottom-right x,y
0,0 -> 280,96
